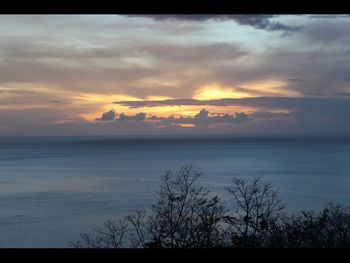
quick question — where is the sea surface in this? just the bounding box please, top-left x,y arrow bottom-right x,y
0,135 -> 350,247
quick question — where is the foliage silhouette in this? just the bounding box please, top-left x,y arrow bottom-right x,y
72,166 -> 350,248
225,176 -> 286,248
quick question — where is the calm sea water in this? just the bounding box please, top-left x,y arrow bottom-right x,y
0,135 -> 350,247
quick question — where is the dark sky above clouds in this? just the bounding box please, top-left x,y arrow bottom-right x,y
1,15 -> 350,136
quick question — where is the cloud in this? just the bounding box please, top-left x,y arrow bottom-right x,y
115,97 -> 350,123
0,59 -> 157,87
2,15 -> 350,136
298,17 -> 350,44
0,16 -> 348,101
134,15 -> 302,33
333,92 -> 350,97
210,47 -> 350,96
0,40 -> 247,100
115,99 -> 210,108
138,42 -> 248,64
251,111 -> 293,121
115,97 -> 344,109
174,109 -> 252,126
302,92 -> 329,97
286,78 -> 303,82
310,15 -> 350,19
95,108 -> 253,127
118,112 -> 146,121
95,109 -> 116,121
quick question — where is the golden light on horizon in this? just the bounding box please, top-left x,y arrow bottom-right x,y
73,93 -> 142,121
75,80 -> 298,122
177,123 -> 196,128
193,84 -> 252,100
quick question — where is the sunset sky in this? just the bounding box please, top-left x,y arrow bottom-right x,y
1,15 -> 350,135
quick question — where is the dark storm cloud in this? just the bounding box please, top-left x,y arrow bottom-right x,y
135,15 -> 302,33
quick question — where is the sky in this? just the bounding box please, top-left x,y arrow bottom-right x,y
1,14 -> 350,136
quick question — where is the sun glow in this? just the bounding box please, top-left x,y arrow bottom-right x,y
193,84 -> 252,100
73,93 -> 142,121
177,123 -> 196,128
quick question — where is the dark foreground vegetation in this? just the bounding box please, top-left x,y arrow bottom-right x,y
72,166 -> 350,248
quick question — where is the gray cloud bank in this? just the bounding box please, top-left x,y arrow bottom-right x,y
100,94 -> 350,131
132,15 -> 303,33
95,108 -> 252,126
109,96 -> 350,135
3,96 -> 350,136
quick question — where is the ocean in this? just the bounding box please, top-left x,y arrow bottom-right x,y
0,135 -> 350,247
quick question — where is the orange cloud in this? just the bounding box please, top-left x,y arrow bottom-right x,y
177,123 -> 196,128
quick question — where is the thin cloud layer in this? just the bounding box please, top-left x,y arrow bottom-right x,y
114,97 -> 350,110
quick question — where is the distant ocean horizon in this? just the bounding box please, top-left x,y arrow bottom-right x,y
0,135 -> 350,247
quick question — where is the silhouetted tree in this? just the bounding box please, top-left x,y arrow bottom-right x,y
147,166 -> 226,248
72,166 -> 226,248
274,203 -> 350,248
72,167 -> 350,248
71,218 -> 129,248
225,176 -> 286,247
